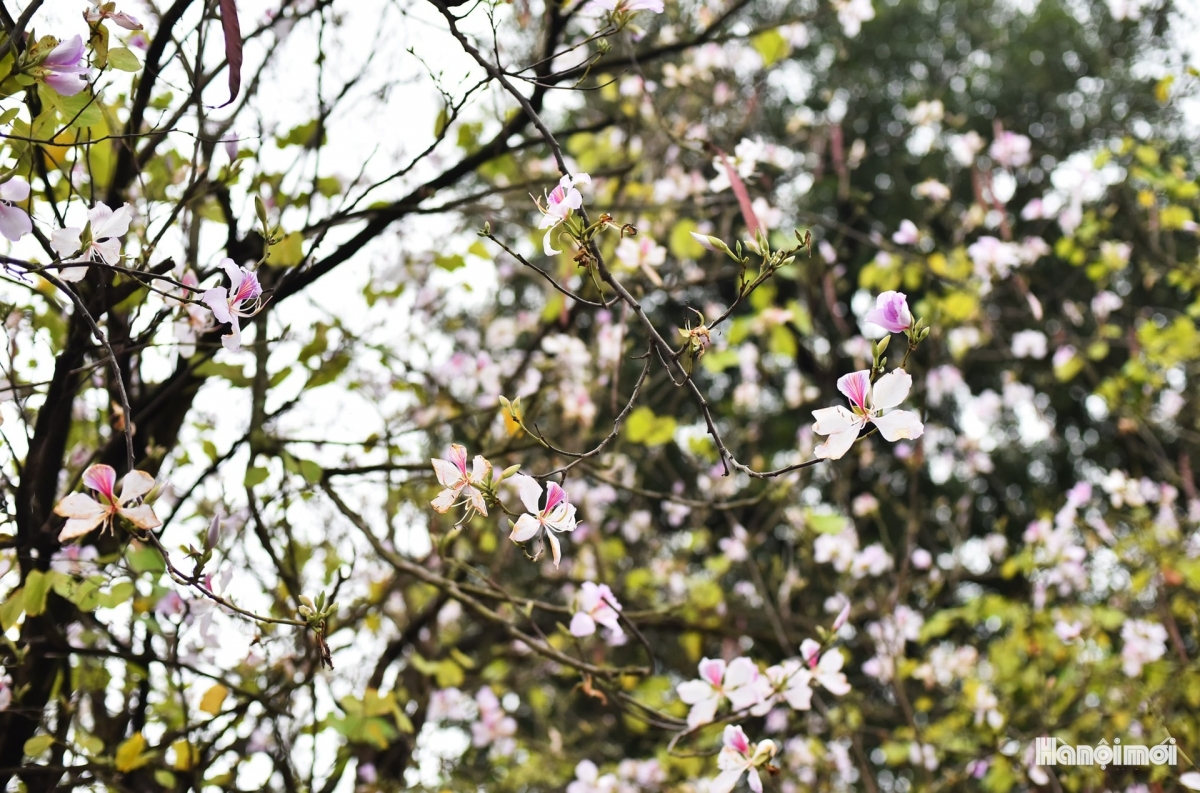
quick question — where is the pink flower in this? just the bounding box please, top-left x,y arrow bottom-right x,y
0,179 -> 31,241
676,657 -> 762,728
989,131 -> 1032,168
85,1 -> 144,29
509,474 -> 578,566
799,639 -> 852,695
569,582 -> 624,641
471,687 -> 516,755
891,220 -> 919,245
711,725 -> 777,793
864,291 -> 913,333
38,35 -> 89,96
430,444 -> 491,518
52,202 -> 135,279
811,369 -> 924,460
54,464 -> 161,542
201,258 -> 265,352
536,173 -> 590,256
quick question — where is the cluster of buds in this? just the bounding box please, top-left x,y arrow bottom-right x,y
298,591 -> 337,669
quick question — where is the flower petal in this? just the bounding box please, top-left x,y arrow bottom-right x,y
58,515 -> 107,542
119,504 -> 161,529
836,370 -> 872,411
709,768 -> 745,793
871,409 -> 925,442
513,474 -> 544,515
82,464 -> 117,499
686,695 -> 720,728
547,531 -> 562,566
569,612 -> 597,637
509,514 -> 540,543
811,406 -> 860,436
542,227 -> 562,256
871,369 -> 913,411
51,228 -> 82,260
0,205 -> 31,242
117,470 -> 155,504
202,288 -> 233,325
0,179 -> 29,202
54,492 -> 108,521
676,679 -> 714,705
430,488 -> 457,513
431,458 -> 462,489
814,427 -> 860,460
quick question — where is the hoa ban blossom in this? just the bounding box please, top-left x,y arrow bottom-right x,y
710,725 -> 777,793
54,464 -> 161,542
891,220 -> 919,245
864,291 -> 912,334
509,474 -> 578,566
51,202 -> 135,280
535,173 -> 590,256
676,657 -> 763,728
811,369 -> 924,460
430,443 -> 492,518
798,639 -> 852,695
0,179 -> 32,241
201,258 -> 265,352
989,131 -> 1032,168
569,582 -> 624,642
471,687 -> 517,756
1120,619 -> 1167,677
35,35 -> 89,96
85,1 -> 144,29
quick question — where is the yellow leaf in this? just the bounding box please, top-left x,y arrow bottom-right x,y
199,684 -> 228,716
172,739 -> 198,771
115,733 -> 150,773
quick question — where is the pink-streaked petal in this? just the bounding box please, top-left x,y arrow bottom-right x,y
569,612 -> 597,637
447,443 -> 468,473
0,205 -> 31,242
836,370 -> 871,411
510,514 -> 541,543
119,504 -> 161,529
111,12 -> 143,30
871,409 -> 925,442
723,725 -> 751,754
871,369 -> 913,411
814,427 -> 859,460
117,470 -> 155,504
513,474 -> 544,515
82,464 -> 117,499
699,657 -> 726,686
54,492 -> 108,521
799,638 -> 821,664
544,481 -> 567,512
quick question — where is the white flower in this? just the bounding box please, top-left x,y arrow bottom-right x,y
831,0 -> 875,37
811,369 -> 924,460
676,657 -> 762,728
1120,619 -> 1167,677
509,474 -> 578,566
569,582 -> 624,642
710,725 -> 777,793
51,202 -> 134,280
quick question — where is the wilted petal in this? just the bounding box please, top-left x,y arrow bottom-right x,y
510,514 -> 541,543
871,369 -> 913,410
430,488 -> 457,513
119,504 -> 161,529
117,470 -> 155,504
54,492 -> 108,521
470,455 -> 490,484
465,485 -> 488,516
431,458 -> 463,489
58,515 -> 107,542
814,427 -> 859,460
871,409 -> 924,442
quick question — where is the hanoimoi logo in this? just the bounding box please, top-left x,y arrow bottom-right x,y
1035,737 -> 1178,769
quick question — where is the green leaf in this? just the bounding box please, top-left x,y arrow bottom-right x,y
107,47 -> 141,72
297,459 -> 323,484
266,231 -> 305,266
0,587 -> 24,629
669,220 -> 705,260
434,253 -> 465,272
23,735 -> 54,756
625,406 -> 676,446
115,733 -> 151,773
244,467 -> 269,488
0,107 -> 18,125
805,509 -> 848,535
23,570 -> 50,616
98,581 -> 135,609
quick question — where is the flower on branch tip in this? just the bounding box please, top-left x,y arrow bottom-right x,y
54,463 -> 161,542
509,474 -> 578,567
864,291 -> 912,334
534,173 -> 590,256
85,1 -> 144,30
201,258 -> 265,353
569,582 -> 624,642
51,202 -> 134,281
0,178 -> 32,242
811,369 -> 924,460
35,35 -> 89,97
430,443 -> 491,519
711,725 -> 777,793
